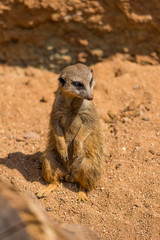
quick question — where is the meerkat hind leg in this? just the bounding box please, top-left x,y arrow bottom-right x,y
36,151 -> 67,199
65,175 -> 88,201
36,179 -> 59,199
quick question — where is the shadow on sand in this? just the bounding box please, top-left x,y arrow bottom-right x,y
0,151 -> 79,194
0,151 -> 44,184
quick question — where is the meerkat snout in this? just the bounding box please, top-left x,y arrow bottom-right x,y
87,96 -> 93,101
58,64 -> 94,100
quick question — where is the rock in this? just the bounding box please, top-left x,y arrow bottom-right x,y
46,207 -> 52,212
46,46 -> 54,51
115,163 -> 122,169
115,69 -> 123,77
0,178 -> 100,240
122,117 -> 129,123
24,131 -> 39,139
40,96 -> 47,103
142,117 -> 150,121
24,69 -> 35,77
62,55 -> 72,63
78,39 -> 88,46
0,130 -> 4,135
78,52 -> 87,63
90,49 -> 103,59
133,85 -> 139,90
49,55 -> 54,61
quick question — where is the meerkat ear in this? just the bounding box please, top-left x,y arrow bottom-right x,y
91,69 -> 93,73
58,77 -> 66,86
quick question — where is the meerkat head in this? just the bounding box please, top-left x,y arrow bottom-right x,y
58,63 -> 94,100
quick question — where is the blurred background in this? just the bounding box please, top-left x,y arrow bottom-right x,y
0,0 -> 160,72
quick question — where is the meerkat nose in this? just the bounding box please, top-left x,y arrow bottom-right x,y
87,96 -> 93,101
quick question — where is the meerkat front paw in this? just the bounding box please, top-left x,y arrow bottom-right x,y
57,143 -> 68,162
72,140 -> 84,160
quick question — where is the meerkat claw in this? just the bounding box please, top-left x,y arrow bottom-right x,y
60,155 -> 68,162
36,183 -> 58,199
35,191 -> 46,199
63,156 -> 68,162
72,152 -> 84,160
72,155 -> 79,160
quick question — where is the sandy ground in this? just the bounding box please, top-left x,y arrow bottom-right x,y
0,55 -> 160,239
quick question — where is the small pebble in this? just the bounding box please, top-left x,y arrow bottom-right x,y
60,197 -> 65,202
40,97 -> 47,103
133,85 -> 139,90
46,46 -> 54,51
115,163 -> 122,169
142,117 -> 150,121
132,146 -> 140,152
93,194 -> 98,198
24,131 -> 39,139
122,117 -> 129,123
149,149 -> 154,155
0,130 -> 4,134
46,207 -> 52,212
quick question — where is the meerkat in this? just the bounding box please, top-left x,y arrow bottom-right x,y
36,63 -> 103,202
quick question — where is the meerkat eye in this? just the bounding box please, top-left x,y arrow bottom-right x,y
58,77 -> 66,86
72,81 -> 84,88
90,77 -> 93,87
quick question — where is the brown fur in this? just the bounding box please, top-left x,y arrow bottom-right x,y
36,64 -> 103,201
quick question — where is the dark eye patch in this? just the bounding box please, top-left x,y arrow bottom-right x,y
72,81 -> 84,88
90,77 -> 93,87
58,77 -> 66,86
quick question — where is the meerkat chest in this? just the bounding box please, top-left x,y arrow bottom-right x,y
61,110 -> 82,145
